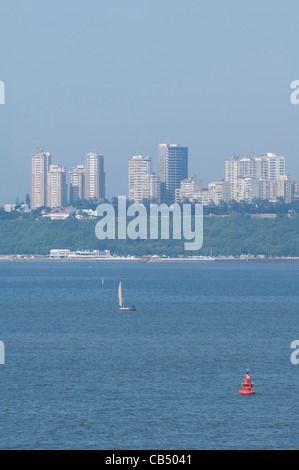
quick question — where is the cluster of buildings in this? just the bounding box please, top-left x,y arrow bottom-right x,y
31,149 -> 105,210
128,144 -> 188,204
128,148 -> 296,206
49,249 -> 111,259
224,154 -> 294,204
30,145 -> 296,212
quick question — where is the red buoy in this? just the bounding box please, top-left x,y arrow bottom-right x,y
239,370 -> 256,395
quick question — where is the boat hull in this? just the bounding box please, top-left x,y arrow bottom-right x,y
120,307 -> 136,311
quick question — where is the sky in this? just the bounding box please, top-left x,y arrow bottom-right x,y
0,0 -> 299,205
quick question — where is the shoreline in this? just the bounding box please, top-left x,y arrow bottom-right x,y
1,256 -> 299,263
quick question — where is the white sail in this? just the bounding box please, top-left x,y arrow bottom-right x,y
118,282 -> 125,307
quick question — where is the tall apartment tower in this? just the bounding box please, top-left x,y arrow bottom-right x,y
129,155 -> 160,203
254,153 -> 286,179
158,144 -> 188,203
85,153 -> 105,200
70,165 -> 86,205
32,149 -> 51,209
47,164 -> 67,208
225,156 -> 240,183
225,153 -> 288,202
226,153 -> 286,182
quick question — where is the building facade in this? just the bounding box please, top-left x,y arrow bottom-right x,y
70,165 -> 86,205
128,155 -> 160,203
225,153 -> 290,203
47,164 -> 67,208
259,176 -> 295,204
207,180 -> 231,205
158,144 -> 188,203
175,176 -> 202,203
32,150 -> 51,209
85,153 -> 105,200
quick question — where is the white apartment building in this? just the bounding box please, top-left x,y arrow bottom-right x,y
175,176 -> 202,202
207,180 -> 231,205
225,153 -> 290,203
129,155 -> 160,203
259,176 -> 294,204
225,156 -> 240,184
70,165 -> 85,205
227,153 -> 286,180
47,164 -> 67,208
193,180 -> 231,206
32,150 -> 51,209
233,177 -> 259,202
85,153 -> 105,200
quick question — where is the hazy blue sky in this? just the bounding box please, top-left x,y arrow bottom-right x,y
0,0 -> 299,205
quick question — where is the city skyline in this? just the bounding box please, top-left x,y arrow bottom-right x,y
28,144 -> 297,211
1,1 -> 299,207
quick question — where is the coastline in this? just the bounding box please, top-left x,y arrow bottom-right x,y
1,255 -> 299,263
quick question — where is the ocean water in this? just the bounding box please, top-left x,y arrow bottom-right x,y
0,261 -> 298,450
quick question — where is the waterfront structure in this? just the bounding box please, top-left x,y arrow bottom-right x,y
158,144 -> 188,203
32,149 -> 51,209
70,165 -> 86,205
50,249 -> 111,259
85,153 -> 105,200
47,164 -> 67,208
129,155 -> 160,203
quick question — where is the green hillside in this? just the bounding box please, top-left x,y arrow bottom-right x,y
1,214 -> 299,257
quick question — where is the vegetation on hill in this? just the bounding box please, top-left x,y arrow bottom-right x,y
0,213 -> 299,257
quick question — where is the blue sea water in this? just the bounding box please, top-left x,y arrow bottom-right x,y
0,261 -> 298,450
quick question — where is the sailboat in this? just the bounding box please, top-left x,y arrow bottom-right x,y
118,281 -> 136,311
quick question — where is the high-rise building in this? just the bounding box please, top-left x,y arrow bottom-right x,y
85,153 -> 105,200
32,149 -> 51,209
259,176 -> 295,203
70,165 -> 86,205
128,155 -> 160,203
158,144 -> 188,203
149,173 -> 161,203
233,177 -> 259,202
226,153 -> 286,181
254,153 -> 286,180
47,164 -> 67,208
225,153 -> 287,202
225,156 -> 240,184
